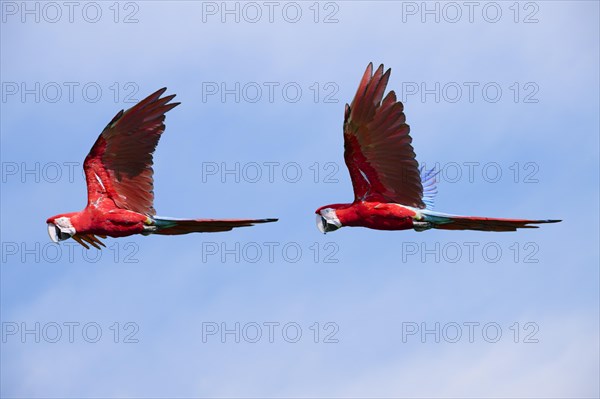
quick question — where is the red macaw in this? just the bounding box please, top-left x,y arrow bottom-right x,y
47,88 -> 277,249
315,63 -> 560,233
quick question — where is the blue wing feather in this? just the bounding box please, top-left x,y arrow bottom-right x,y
419,165 -> 439,209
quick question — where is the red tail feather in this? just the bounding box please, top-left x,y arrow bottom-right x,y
154,218 -> 278,235
433,216 -> 561,232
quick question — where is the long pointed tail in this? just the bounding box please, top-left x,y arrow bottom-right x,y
421,210 -> 560,232
153,217 -> 278,235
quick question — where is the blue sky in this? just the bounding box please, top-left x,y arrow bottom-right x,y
1,1 -> 599,397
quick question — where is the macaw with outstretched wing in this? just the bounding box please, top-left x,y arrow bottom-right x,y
47,88 -> 277,249
315,63 -> 560,233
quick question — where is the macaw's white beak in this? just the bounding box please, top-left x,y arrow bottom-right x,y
47,223 -> 71,242
316,212 -> 341,234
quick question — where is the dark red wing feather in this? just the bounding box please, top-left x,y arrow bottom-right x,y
83,88 -> 180,215
344,63 -> 424,208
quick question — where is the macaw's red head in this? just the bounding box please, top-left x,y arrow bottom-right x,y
315,205 -> 344,234
46,213 -> 77,243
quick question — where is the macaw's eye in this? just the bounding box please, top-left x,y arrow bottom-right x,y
47,223 -> 71,243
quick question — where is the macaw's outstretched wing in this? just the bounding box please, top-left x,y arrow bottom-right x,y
343,63 -> 424,208
83,88 -> 180,216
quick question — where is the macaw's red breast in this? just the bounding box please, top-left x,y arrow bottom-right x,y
336,202 -> 417,230
71,208 -> 149,238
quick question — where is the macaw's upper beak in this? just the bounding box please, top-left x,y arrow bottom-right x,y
317,215 -> 327,234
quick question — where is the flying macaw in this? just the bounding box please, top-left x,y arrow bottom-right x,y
315,63 -> 560,233
47,88 -> 277,249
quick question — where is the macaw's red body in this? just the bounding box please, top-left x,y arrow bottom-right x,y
315,63 -> 560,233
319,202 -> 415,231
47,88 -> 276,249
